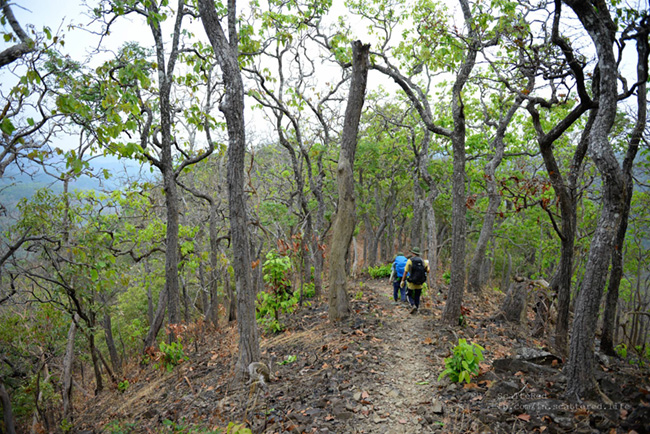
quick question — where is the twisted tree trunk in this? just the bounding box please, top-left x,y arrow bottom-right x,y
328,40 -> 370,322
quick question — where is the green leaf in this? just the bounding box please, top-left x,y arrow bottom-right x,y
1,118 -> 16,135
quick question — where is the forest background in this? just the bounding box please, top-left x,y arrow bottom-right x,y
0,0 -> 649,432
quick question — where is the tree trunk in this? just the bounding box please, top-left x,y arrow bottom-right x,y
410,181 -> 424,250
62,316 -> 76,424
328,41 -> 370,322
601,21 -> 648,356
88,332 -> 103,394
102,313 -> 121,376
162,166 -> 181,327
0,382 -> 16,434
143,287 -> 168,351
496,278 -> 528,324
441,0 -> 477,325
199,0 -> 260,379
145,261 -> 154,326
563,0 -> 625,401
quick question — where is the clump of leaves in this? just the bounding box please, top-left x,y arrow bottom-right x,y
438,338 -> 485,384
278,355 -> 297,365
367,263 -> 392,278
157,341 -> 188,372
257,250 -> 297,333
615,343 -> 628,358
117,379 -> 130,393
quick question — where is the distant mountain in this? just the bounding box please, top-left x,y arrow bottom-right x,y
0,155 -> 154,208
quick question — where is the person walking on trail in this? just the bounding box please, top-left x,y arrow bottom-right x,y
389,252 -> 408,303
400,247 -> 430,314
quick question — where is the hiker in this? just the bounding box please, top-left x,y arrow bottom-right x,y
400,247 -> 430,314
388,252 -> 408,303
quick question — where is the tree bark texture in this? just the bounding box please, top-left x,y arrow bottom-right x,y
601,18 -> 648,355
103,313 -> 121,375
0,0 -> 34,68
328,40 -> 370,322
0,382 -> 16,434
199,0 -> 260,379
441,0 -> 477,325
143,286 -> 168,351
496,278 -> 529,324
563,0 -> 626,401
62,316 -> 77,424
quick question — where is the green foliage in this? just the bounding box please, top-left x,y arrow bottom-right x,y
118,379 -> 130,393
256,250 -> 301,333
354,289 -> 364,300
438,339 -> 485,384
615,343 -> 628,358
278,355 -> 297,365
367,263 -> 392,278
104,421 -> 137,434
157,341 -> 188,372
159,419 -> 251,434
262,250 -> 292,292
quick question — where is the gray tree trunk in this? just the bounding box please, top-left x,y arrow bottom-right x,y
441,0 -> 477,325
563,0 -> 626,401
143,286 -> 167,351
102,313 -> 121,375
601,22 -> 647,356
199,0 -> 260,379
328,41 -> 370,322
62,316 -> 77,425
0,382 -> 16,434
496,278 -> 528,324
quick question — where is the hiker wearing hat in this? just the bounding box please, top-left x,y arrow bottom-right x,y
389,251 -> 408,303
400,247 -> 430,314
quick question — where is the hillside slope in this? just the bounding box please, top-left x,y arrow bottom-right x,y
75,279 -> 649,433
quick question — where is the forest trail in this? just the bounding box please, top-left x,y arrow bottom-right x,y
77,277 -> 650,433
347,280 -> 441,433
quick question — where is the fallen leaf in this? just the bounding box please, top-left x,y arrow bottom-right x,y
399,418 -> 407,424
517,413 -> 531,422
423,337 -> 434,345
361,390 -> 369,399
463,382 -> 480,389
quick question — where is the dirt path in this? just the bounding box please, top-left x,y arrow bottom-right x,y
348,280 -> 446,433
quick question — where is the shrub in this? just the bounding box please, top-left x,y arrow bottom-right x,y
367,263 -> 392,278
438,339 -> 485,384
157,341 -> 188,372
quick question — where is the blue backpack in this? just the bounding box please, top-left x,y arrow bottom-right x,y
394,255 -> 407,278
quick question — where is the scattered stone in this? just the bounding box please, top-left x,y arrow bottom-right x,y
431,399 -> 444,414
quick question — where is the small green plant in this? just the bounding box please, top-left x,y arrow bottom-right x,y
157,341 -> 188,372
104,421 -> 137,434
256,250 -> 297,333
117,379 -> 130,393
278,355 -> 297,365
223,422 -> 252,434
354,289 -> 364,300
438,339 -> 485,384
367,263 -> 392,278
615,343 -> 628,358
60,418 -> 73,433
442,271 -> 451,285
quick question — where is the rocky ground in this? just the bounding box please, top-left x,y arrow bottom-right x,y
76,278 -> 650,433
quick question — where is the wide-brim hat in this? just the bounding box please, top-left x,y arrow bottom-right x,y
410,247 -> 421,255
